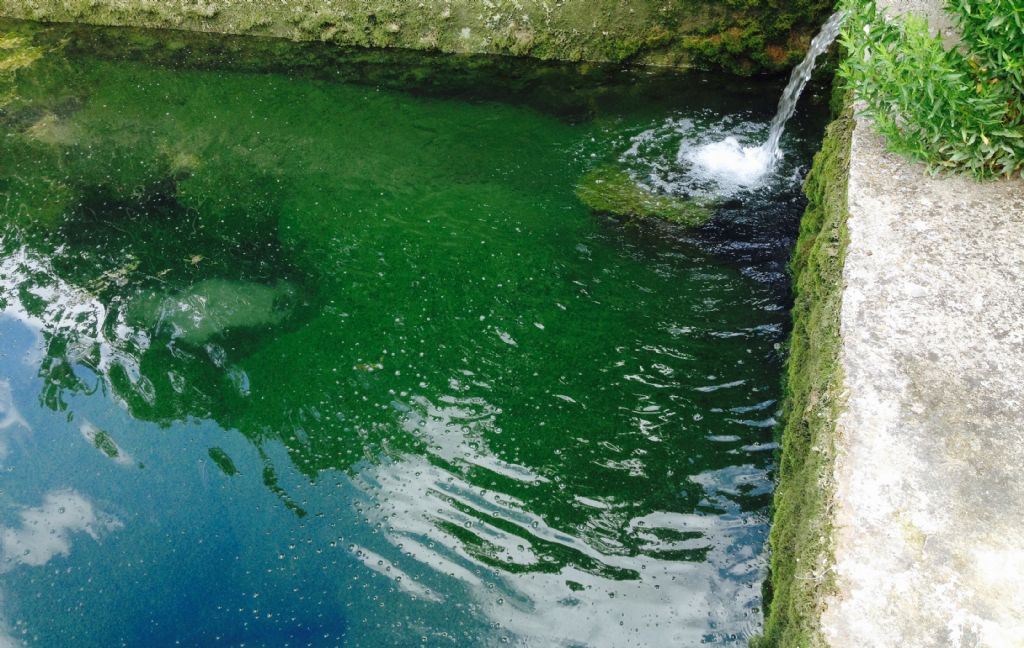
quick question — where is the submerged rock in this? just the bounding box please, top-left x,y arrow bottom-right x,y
575,165 -> 714,227
1,31 -> 45,112
129,278 -> 297,345
24,112 -> 80,146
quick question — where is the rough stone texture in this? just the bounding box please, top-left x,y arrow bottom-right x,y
820,110 -> 1024,646
0,0 -> 833,72
876,0 -> 954,29
874,0 -> 958,44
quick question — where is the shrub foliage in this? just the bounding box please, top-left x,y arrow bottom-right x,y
840,0 -> 1023,178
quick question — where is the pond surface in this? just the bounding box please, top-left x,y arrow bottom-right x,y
0,20 -> 828,647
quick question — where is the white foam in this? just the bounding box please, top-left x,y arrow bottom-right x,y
613,11 -> 845,202
616,114 -> 781,201
686,137 -> 773,189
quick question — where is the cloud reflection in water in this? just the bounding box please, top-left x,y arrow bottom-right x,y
350,389 -> 769,646
0,490 -> 122,647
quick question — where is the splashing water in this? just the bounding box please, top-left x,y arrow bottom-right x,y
621,113 -> 788,201
687,11 -> 846,188
687,137 -> 774,188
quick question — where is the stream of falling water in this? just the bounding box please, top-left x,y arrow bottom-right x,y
687,11 -> 846,188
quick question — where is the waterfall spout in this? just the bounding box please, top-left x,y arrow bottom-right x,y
761,11 -> 846,163
683,11 -> 845,189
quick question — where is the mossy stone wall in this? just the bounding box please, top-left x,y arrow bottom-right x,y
0,0 -> 833,73
751,99 -> 852,647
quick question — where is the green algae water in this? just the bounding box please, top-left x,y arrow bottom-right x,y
0,19 -> 829,647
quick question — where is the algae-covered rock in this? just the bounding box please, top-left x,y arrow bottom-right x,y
0,30 -> 44,109
575,166 -> 714,228
0,33 -> 42,73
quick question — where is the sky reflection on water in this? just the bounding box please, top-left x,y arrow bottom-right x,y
0,17 -> 828,647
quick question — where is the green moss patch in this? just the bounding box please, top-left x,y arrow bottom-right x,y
0,0 -> 834,73
751,103 -> 852,648
575,166 -> 714,228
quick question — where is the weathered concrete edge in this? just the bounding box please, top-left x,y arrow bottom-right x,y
761,94 -> 1024,648
819,109 -> 1024,648
760,0 -> 1024,642
815,0 -> 1024,644
0,0 -> 832,73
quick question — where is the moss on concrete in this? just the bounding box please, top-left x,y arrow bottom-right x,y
0,0 -> 834,73
751,101 -> 852,648
575,166 -> 714,227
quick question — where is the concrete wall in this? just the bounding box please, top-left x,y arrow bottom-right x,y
759,1 -> 1024,645
0,0 -> 833,73
819,95 -> 1024,648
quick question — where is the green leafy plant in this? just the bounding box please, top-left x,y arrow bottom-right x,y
952,0 -> 1024,98
839,0 -> 1023,178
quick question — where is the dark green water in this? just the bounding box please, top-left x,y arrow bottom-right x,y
0,20 -> 828,647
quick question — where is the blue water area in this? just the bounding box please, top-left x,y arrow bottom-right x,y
0,18 -> 829,647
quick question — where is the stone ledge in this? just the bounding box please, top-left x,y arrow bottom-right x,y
0,0 -> 833,73
821,106 -> 1024,646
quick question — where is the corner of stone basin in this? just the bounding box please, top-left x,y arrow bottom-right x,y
575,165 -> 714,228
760,0 -> 1024,645
818,107 -> 1024,648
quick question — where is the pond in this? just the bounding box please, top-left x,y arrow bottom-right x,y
0,19 -> 829,647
